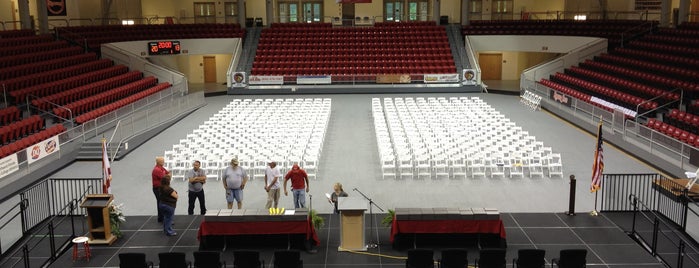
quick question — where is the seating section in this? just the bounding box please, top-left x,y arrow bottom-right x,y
373,97 -> 562,180
0,124 -> 66,158
462,19 -> 652,48
252,22 -> 455,82
538,21 -> 699,148
0,29 -> 35,39
164,98 -> 330,181
56,23 -> 245,51
0,30 -> 176,160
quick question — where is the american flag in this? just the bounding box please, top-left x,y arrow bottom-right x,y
102,139 -> 112,194
590,122 -> 604,192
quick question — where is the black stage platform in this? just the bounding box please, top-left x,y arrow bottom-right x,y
26,212 -> 668,268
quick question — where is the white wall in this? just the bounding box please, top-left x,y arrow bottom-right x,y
469,35 -> 602,53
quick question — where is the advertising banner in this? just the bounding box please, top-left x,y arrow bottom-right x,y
248,75 -> 284,85
26,135 -> 60,165
376,74 -> 411,84
424,74 -> 460,83
297,75 -> 332,85
0,154 -> 19,179
549,90 -> 572,107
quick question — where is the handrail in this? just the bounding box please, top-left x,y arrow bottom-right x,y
629,193 -> 699,268
634,88 -> 681,120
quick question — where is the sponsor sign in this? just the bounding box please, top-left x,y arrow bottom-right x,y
26,135 -> 60,165
549,90 -> 572,107
248,75 -> 284,85
376,74 -> 411,84
0,154 -> 19,179
297,75 -> 332,85
424,74 -> 460,83
462,69 -> 477,85
590,96 -> 637,117
232,72 -> 246,88
47,0 -> 67,16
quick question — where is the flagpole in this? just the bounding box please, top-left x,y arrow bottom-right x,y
590,191 -> 598,216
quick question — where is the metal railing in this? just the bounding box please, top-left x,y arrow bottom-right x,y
601,174 -> 688,229
0,178 -> 100,267
628,194 -> 699,268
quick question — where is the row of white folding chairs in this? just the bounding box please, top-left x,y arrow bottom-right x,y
521,90 -> 542,110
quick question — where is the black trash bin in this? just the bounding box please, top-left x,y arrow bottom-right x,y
255,17 -> 263,27
440,16 -> 449,25
245,18 -> 254,27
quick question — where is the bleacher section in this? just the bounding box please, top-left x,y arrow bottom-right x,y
251,22 -> 455,83
373,97 -> 562,180
163,98 -> 331,181
462,19 -> 651,48
55,24 -> 245,52
534,21 -> 699,151
0,28 -> 174,159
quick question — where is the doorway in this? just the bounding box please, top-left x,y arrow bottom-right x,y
478,53 -> 502,80
342,3 -> 355,26
203,56 -> 217,83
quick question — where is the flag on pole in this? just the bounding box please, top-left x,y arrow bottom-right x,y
590,122 -> 604,192
102,138 -> 112,194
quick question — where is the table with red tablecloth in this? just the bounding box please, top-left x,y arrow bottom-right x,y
198,218 -> 320,247
390,218 -> 506,247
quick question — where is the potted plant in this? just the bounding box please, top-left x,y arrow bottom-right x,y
381,209 -> 395,227
309,209 -> 324,230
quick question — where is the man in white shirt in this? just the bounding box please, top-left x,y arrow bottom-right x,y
264,161 -> 282,209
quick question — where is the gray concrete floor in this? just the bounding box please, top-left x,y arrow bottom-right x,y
50,92 -> 656,216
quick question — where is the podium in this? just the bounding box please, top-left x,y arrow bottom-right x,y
80,194 -> 116,245
337,197 -> 368,251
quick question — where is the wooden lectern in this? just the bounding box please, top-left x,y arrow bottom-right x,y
80,194 -> 117,245
337,197 -> 368,251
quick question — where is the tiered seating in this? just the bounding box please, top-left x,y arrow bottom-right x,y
163,98 -> 331,181
52,76 -> 159,119
251,22 -> 455,81
74,82 -> 172,124
0,124 -> 66,158
551,72 -> 658,111
373,97 -> 561,180
462,19 -> 651,47
0,40 -> 70,57
566,65 -> 678,101
56,24 -> 245,51
646,118 -> 699,148
0,46 -> 83,68
594,54 -> 699,87
30,67 -> 135,110
665,109 -> 699,135
0,115 -> 43,144
0,106 -> 21,126
0,53 -> 100,83
0,29 -> 35,38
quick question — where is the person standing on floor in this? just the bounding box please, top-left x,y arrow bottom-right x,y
186,160 -> 207,215
283,163 -> 310,208
264,161 -> 282,209
222,158 -> 248,209
159,176 -> 178,236
151,156 -> 170,222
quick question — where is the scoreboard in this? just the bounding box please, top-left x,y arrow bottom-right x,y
148,41 -> 181,55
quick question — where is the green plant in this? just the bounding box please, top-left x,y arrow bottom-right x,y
109,203 -> 126,238
309,209 -> 325,230
381,209 -> 395,227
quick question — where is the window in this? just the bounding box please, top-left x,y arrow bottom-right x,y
303,2 -> 322,22
194,2 -> 216,23
492,0 -> 512,14
278,2 -> 298,23
408,0 -> 428,21
385,1 -> 404,22
635,0 -> 661,10
224,2 -> 238,23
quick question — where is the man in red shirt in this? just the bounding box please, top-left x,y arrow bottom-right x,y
152,156 -> 171,222
283,163 -> 310,208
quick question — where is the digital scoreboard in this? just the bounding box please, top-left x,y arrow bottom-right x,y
148,41 -> 181,55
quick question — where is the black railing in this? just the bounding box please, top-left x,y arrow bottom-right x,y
628,194 -> 699,268
0,178 -> 101,267
600,173 -> 688,230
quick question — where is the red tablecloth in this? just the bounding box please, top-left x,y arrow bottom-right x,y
390,219 -> 506,243
198,219 -> 320,246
